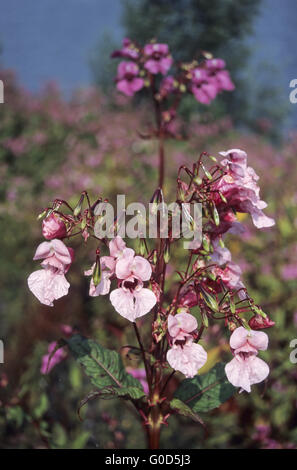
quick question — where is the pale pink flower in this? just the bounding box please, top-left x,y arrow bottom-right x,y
28,268 -> 70,306
28,239 -> 73,306
211,239 -> 232,265
84,257 -> 114,297
168,312 -> 197,344
144,43 -> 173,75
214,149 -> 275,229
42,213 -> 67,240
41,341 -> 67,374
109,236 -> 129,259
167,341 -> 207,378
213,262 -> 245,292
225,326 -> 269,392
110,251 -> 156,322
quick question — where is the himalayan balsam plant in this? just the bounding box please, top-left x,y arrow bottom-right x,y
27,39 -> 275,449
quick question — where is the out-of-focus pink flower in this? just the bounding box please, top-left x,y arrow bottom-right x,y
168,312 -> 197,344
225,326 -> 269,392
159,75 -> 176,97
126,367 -> 149,394
112,38 -> 140,60
28,239 -> 73,306
41,341 -> 67,374
144,43 -> 173,75
167,341 -> 207,378
214,149 -> 275,229
281,263 -> 297,280
191,68 -> 218,104
205,58 -> 235,92
116,62 -> 144,97
42,213 -> 67,240
110,250 -> 156,322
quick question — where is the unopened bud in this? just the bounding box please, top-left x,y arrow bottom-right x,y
164,242 -> 170,263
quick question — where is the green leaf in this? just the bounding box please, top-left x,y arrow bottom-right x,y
169,398 -> 204,426
174,363 -> 236,413
66,334 -> 145,401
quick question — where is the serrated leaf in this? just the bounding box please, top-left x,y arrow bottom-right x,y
174,362 -> 236,413
169,398 -> 204,426
66,335 -> 145,401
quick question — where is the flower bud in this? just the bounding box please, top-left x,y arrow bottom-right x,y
42,213 -> 67,240
248,315 -> 275,330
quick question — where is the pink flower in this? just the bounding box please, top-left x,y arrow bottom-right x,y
42,213 -> 67,240
116,61 -> 144,97
167,341 -> 207,378
168,312 -> 197,344
84,257 -> 115,297
110,250 -> 156,322
179,285 -> 198,308
144,43 -> 173,75
248,315 -> 275,330
211,239 -> 232,265
214,149 -> 275,229
205,58 -> 235,91
225,326 -> 269,392
41,341 -> 67,374
28,239 -> 73,306
191,68 -> 218,104
213,262 -> 245,293
109,235 -> 128,258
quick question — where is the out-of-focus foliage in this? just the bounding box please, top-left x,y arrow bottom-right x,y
0,69 -> 296,448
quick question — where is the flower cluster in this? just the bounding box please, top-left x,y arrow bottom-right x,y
111,38 -> 234,136
85,236 -> 157,322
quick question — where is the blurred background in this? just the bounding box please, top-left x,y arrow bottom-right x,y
0,0 -> 297,449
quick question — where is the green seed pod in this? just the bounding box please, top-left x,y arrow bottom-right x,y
73,194 -> 85,217
92,258 -> 101,287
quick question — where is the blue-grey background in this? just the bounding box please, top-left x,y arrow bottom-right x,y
0,0 -> 296,128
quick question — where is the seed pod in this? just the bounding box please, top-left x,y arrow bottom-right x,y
212,205 -> 220,226
200,287 -> 219,312
73,194 -> 85,217
201,310 -> 209,328
164,242 -> 170,263
92,257 -> 101,287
